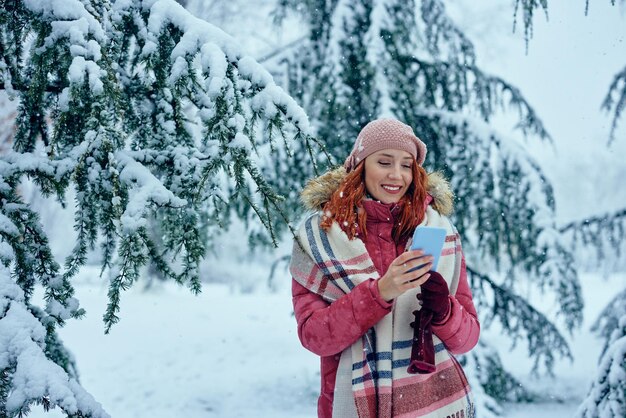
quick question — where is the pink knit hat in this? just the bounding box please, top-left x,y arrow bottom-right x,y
343,119 -> 427,172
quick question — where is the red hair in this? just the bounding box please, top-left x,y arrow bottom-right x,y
320,162 -> 429,242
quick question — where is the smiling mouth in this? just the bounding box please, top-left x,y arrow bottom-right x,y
382,185 -> 402,192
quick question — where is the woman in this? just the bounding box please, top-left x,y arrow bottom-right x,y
289,119 -> 480,418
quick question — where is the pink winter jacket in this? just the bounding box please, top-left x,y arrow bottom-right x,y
292,199 -> 480,418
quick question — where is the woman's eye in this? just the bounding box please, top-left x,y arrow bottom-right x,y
378,161 -> 391,166
402,165 -> 411,169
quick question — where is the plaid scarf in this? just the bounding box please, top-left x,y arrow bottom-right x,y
290,206 -> 475,418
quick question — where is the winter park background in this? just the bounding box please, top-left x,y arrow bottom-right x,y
1,0 -> 625,417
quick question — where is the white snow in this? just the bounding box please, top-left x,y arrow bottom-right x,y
116,151 -> 187,232
24,0 -> 104,41
202,42 -> 228,95
0,212 -> 19,237
229,132 -> 252,151
20,265 -> 625,418
67,56 -> 105,95
0,267 -> 109,418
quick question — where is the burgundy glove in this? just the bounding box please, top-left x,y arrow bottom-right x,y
417,271 -> 451,324
407,309 -> 436,374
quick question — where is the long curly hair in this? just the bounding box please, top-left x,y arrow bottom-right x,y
320,161 -> 429,242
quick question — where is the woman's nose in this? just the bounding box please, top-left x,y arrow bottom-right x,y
388,165 -> 401,178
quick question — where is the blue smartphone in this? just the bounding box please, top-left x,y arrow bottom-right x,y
408,226 -> 447,271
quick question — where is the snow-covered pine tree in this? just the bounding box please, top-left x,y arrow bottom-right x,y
274,0 -> 584,413
575,304 -> 626,417
514,2 -> 626,416
0,0 -> 320,415
582,284 -> 626,418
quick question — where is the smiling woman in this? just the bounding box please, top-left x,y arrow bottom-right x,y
289,118 -> 480,418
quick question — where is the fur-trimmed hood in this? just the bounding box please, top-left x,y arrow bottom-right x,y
300,166 -> 454,216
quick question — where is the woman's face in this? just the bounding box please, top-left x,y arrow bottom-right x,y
363,149 -> 414,203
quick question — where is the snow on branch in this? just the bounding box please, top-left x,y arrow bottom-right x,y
0,267 -> 109,417
0,152 -> 74,196
591,287 -> 626,354
559,207 -> 626,268
419,0 -> 476,63
116,151 -> 187,233
386,52 -> 551,141
575,313 -> 626,418
135,0 -> 310,130
467,265 -> 573,373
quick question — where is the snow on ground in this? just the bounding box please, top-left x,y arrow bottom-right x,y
28,266 -> 317,418
26,264 -> 624,418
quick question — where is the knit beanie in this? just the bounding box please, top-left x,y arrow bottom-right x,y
343,118 -> 427,172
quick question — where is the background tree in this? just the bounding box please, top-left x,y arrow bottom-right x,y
575,306 -> 626,417
273,0 -> 585,414
0,0 -> 321,415
514,1 -> 626,415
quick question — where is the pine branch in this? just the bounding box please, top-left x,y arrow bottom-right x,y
575,312 -> 626,418
601,64 -> 626,145
559,207 -> 626,264
420,0 -> 476,63
468,341 -> 542,404
0,181 -> 83,328
591,287 -> 626,355
383,42 -> 551,141
467,265 -> 573,372
104,229 -> 148,333
559,208 -> 626,233
512,0 -> 549,50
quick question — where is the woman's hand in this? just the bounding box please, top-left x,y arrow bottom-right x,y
417,272 -> 451,323
377,250 -> 433,302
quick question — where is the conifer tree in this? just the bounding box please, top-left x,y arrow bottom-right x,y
575,307 -> 626,417
514,1 -> 626,415
274,0 -> 584,412
559,209 -> 626,418
0,0 -> 320,415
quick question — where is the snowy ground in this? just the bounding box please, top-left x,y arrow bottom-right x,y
27,265 -> 624,418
